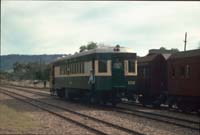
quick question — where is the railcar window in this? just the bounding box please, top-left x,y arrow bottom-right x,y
77,63 -> 79,74
81,62 -> 84,73
74,63 -> 76,74
71,63 -> 73,74
80,62 -> 82,73
54,66 -> 60,76
84,61 -> 92,74
60,66 -> 63,75
75,63 -> 77,74
98,60 -> 107,72
69,64 -> 71,74
128,60 -> 135,73
66,64 -> 69,75
78,63 -> 80,74
63,66 -> 66,74
73,63 -> 75,74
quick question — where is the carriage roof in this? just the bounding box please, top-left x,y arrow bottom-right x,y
169,49 -> 200,60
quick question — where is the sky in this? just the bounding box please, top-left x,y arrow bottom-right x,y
1,1 -> 200,56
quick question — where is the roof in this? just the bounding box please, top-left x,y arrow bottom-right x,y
137,54 -> 158,63
162,53 -> 171,60
52,46 -> 134,63
169,49 -> 200,60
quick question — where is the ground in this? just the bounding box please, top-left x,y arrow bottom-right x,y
0,93 -> 93,134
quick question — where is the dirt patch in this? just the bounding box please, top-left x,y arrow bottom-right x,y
0,93 -> 94,134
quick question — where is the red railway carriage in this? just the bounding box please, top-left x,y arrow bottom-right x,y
137,53 -> 168,105
167,49 -> 200,111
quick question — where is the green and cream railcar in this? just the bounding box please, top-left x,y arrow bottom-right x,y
50,46 -> 137,105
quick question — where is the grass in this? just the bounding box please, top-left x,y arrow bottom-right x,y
0,104 -> 39,132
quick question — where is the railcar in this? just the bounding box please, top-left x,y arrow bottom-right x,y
50,46 -> 137,105
167,49 -> 200,112
137,53 -> 168,105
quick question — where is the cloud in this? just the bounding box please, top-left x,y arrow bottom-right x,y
1,1 -> 200,56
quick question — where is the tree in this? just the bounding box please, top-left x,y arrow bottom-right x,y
171,48 -> 179,52
87,41 -> 97,50
12,61 -> 50,81
159,47 -> 167,51
79,45 -> 87,52
79,41 -> 98,52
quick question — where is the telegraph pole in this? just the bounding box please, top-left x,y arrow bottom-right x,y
184,32 -> 187,51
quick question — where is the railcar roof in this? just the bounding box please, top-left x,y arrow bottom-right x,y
52,46 -> 134,63
169,49 -> 200,59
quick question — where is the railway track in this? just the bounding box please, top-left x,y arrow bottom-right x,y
3,85 -> 50,97
122,100 -> 200,115
0,86 -> 144,135
4,84 -> 49,92
2,85 -> 200,132
113,106 -> 200,131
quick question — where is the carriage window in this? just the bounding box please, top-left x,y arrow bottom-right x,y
180,66 -> 185,77
128,60 -> 135,73
172,66 -> 175,77
185,65 -> 190,78
98,60 -> 107,73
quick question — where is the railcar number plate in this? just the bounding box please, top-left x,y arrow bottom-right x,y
128,81 -> 135,85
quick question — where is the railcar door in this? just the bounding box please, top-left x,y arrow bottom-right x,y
112,58 -> 126,88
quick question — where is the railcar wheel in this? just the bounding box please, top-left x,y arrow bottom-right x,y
111,101 -> 117,106
90,96 -> 96,104
177,102 -> 194,113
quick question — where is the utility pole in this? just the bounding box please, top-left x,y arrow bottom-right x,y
184,32 -> 187,51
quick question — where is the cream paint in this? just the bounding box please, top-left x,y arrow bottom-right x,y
124,60 -> 137,76
95,60 -> 112,76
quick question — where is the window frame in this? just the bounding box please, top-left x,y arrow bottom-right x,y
95,60 -> 111,76
124,60 -> 137,76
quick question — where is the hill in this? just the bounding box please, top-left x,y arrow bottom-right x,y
0,54 -> 67,72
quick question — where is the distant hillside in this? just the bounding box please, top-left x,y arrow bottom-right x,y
0,54 -> 67,71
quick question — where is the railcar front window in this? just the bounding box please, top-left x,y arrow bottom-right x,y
128,60 -> 135,73
99,60 -> 107,73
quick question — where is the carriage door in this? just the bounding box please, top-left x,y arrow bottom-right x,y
112,58 -> 126,87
